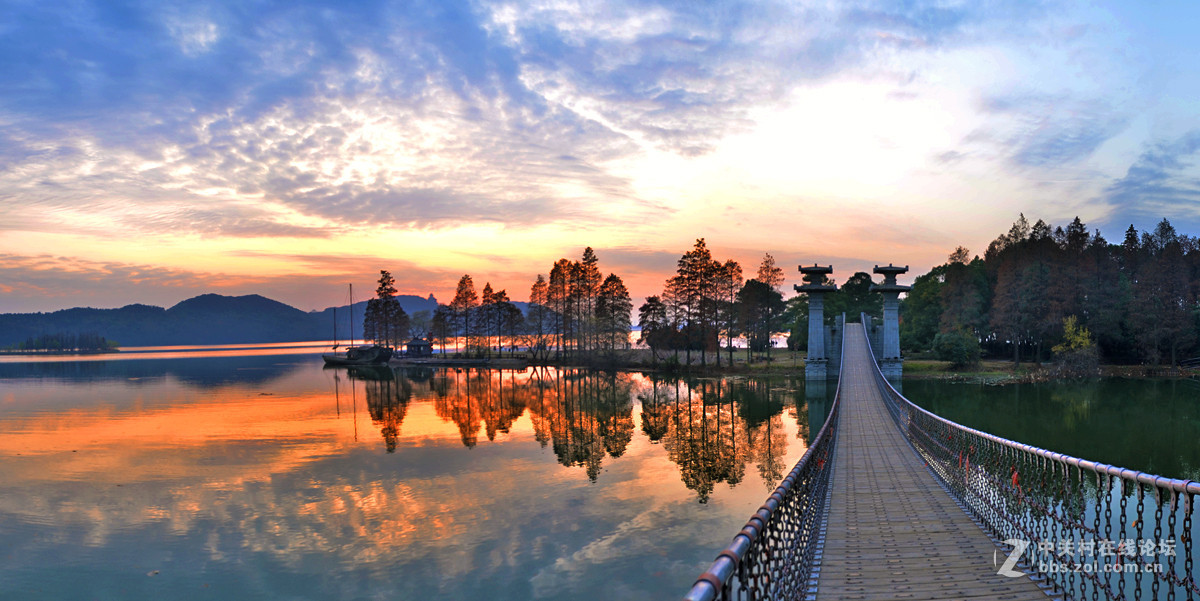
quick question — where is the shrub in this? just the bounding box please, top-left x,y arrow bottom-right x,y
1053,316 -> 1099,377
932,330 -> 981,369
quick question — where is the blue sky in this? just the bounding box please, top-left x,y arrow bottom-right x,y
2,0 -> 1199,312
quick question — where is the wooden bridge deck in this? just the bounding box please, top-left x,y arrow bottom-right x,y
814,324 -> 1047,600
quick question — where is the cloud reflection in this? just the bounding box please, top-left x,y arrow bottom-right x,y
0,364 -> 818,598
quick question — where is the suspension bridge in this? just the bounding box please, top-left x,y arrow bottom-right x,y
684,319 -> 1198,601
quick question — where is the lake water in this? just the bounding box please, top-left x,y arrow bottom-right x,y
901,378 -> 1200,600
0,347 -> 831,600
902,378 -> 1200,481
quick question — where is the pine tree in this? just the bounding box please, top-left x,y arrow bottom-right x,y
756,253 -> 785,291
549,259 -> 571,359
527,274 -> 553,361
638,295 -> 670,362
480,282 -> 496,356
719,259 -> 743,366
596,273 -> 632,351
450,275 -> 478,355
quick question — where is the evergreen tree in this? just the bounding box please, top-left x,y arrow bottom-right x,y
738,279 -> 785,360
480,282 -> 496,355
756,253 -> 785,291
667,239 -> 721,365
719,259 -> 744,365
548,259 -> 572,359
638,295 -> 670,362
825,272 -> 881,322
363,270 -> 407,347
449,275 -> 478,355
596,273 -> 633,351
577,248 -> 603,353
899,265 -> 944,352
526,274 -> 554,361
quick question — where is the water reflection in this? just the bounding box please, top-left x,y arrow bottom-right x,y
343,367 -> 826,501
0,360 -> 831,601
0,353 -> 311,388
905,377 -> 1200,480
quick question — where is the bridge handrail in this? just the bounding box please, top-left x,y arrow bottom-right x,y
682,323 -> 847,601
858,313 -> 1198,600
860,316 -> 1200,497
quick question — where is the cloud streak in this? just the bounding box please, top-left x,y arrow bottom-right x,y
1099,131 -> 1200,232
2,0 -> 1200,310
0,252 -> 461,313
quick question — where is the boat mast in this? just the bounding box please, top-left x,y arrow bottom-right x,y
332,304 -> 339,350
349,283 -> 355,348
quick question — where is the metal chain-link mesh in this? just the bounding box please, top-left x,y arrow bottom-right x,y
863,318 -> 1200,601
683,339 -> 846,601
685,318 -> 1199,601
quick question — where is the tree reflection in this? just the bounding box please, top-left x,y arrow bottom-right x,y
350,366 -> 412,453
524,368 -> 635,481
339,367 -> 811,499
634,377 -> 803,502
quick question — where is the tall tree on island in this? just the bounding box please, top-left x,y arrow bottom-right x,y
526,275 -> 555,362
496,295 -> 523,356
449,275 -> 478,355
480,283 -> 496,356
548,259 -> 572,360
1131,219 -> 1196,365
576,248 -> 603,354
719,259 -> 744,366
938,249 -> 988,337
638,295 -> 670,364
756,253 -> 785,292
363,270 -> 409,347
596,273 -> 633,352
738,279 -> 785,362
666,239 -> 722,366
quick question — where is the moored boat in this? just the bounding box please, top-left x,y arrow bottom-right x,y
321,283 -> 394,366
323,344 -> 393,365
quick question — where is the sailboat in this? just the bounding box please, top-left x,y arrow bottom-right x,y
322,283 -> 394,366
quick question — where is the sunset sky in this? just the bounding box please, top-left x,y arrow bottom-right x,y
3,1 -> 1200,313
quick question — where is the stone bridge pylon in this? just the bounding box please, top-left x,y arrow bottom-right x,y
795,265 -> 838,381
795,262 -> 910,380
869,264 -> 910,379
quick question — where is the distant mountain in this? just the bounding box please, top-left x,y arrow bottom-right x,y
0,293 -> 442,348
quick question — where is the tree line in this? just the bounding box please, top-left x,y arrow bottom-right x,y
364,248 -> 634,362
365,242 -> 810,367
638,239 -> 793,367
901,215 -> 1200,366
4,332 -> 117,353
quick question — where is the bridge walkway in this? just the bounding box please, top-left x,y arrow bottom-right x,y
815,324 -> 1047,600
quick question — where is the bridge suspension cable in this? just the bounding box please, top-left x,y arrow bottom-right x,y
685,314 -> 1198,601
682,323 -> 846,601
862,313 -> 1199,601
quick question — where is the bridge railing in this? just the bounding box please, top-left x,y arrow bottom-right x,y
682,326 -> 845,601
860,314 -> 1198,601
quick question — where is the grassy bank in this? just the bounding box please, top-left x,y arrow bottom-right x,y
446,349 -> 1192,381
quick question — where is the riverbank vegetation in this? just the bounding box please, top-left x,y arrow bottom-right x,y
363,215 -> 1200,376
900,215 -> 1200,371
377,242 -> 796,371
2,332 -> 118,354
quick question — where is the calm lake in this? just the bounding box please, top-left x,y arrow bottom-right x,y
902,378 -> 1200,481
0,346 -> 831,600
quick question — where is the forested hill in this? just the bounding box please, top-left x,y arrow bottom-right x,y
0,293 -> 439,347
